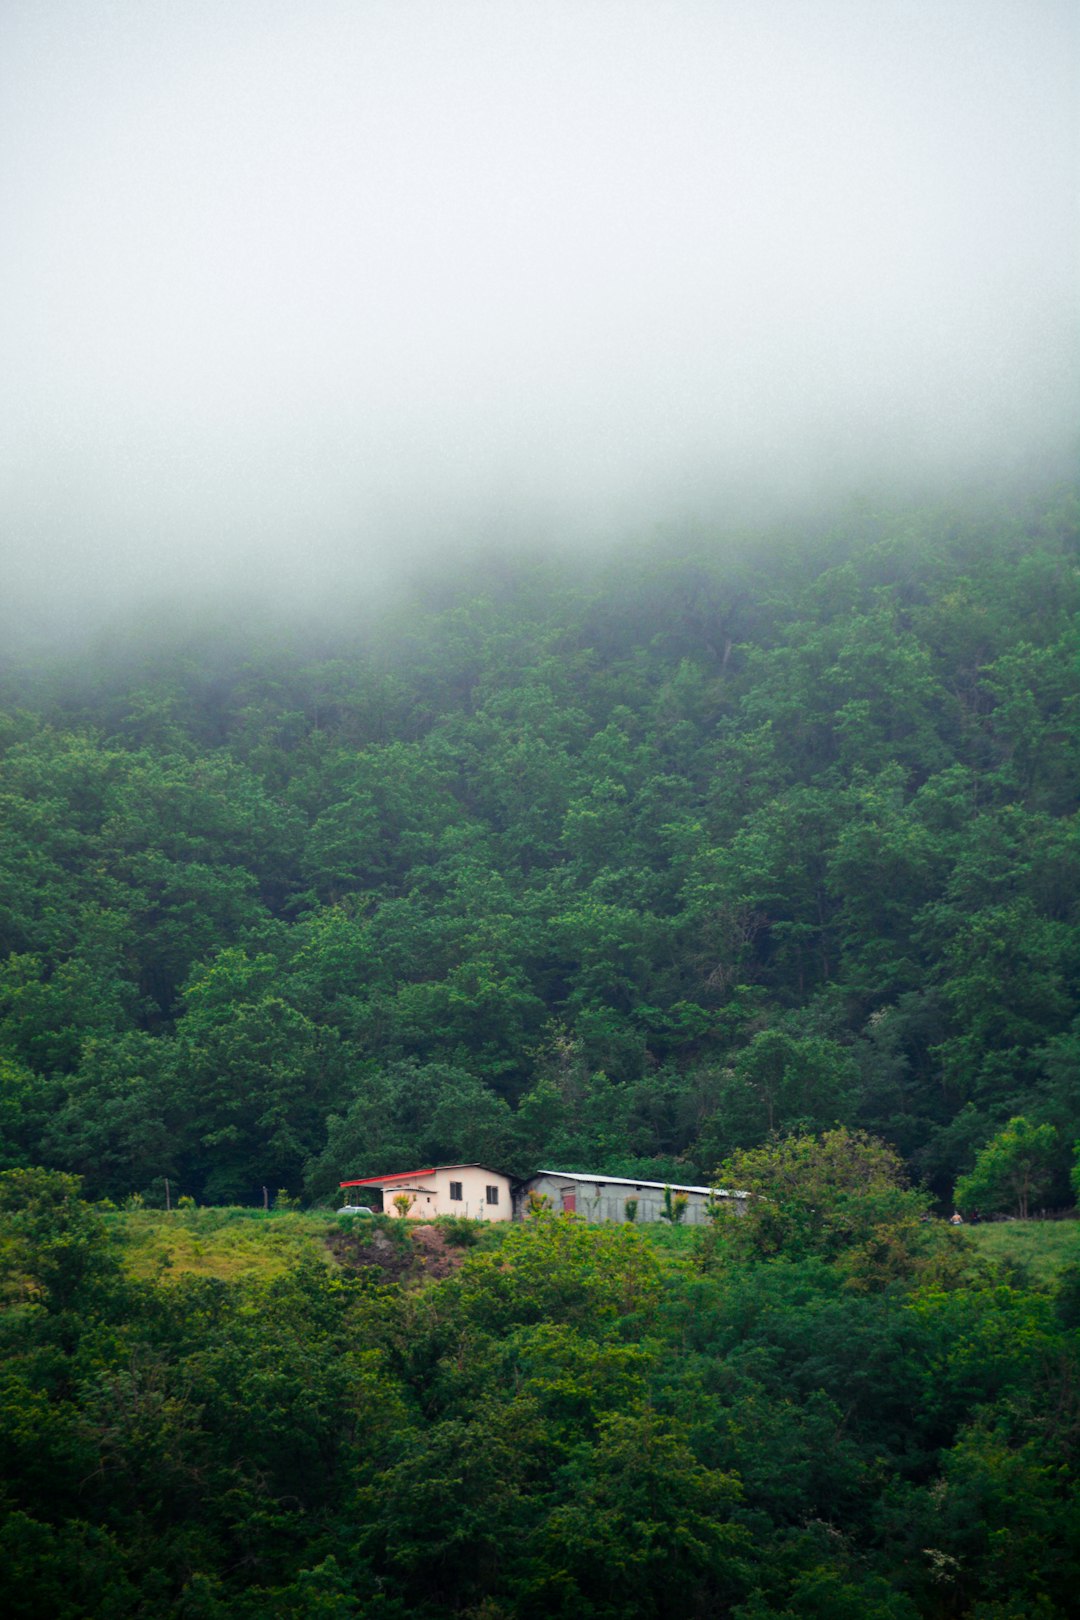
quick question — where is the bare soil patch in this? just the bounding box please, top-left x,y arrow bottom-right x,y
326,1220 -> 469,1284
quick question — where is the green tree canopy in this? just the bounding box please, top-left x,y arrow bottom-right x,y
954,1115 -> 1060,1219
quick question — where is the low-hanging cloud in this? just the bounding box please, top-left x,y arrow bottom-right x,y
1,0 -> 1077,642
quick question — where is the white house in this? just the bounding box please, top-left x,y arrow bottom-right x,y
339,1163 -> 514,1220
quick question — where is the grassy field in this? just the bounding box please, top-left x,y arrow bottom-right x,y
102,1206 -> 1078,1291
103,1206 -> 697,1284
965,1218 -> 1078,1285
104,1206 -> 510,1283
104,1206 -> 340,1283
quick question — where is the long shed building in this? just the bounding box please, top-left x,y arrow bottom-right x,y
518,1170 -> 746,1225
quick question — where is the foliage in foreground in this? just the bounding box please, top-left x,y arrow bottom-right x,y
1,1166 -> 1077,1618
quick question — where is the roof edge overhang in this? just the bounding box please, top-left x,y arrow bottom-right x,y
339,1163 -> 510,1189
340,1169 -> 436,1188
532,1169 -> 747,1198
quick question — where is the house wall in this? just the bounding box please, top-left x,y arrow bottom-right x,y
519,1174 -> 744,1226
363,1168 -> 513,1220
432,1166 -> 513,1220
375,1178 -> 439,1217
353,1168 -> 736,1225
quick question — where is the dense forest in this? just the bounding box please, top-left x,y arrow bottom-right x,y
2,488 -> 1078,1210
2,487 -> 1080,1615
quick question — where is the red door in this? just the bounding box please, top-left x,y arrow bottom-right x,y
562,1191 -> 576,1213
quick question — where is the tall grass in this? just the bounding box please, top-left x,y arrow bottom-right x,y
966,1219 -> 1077,1285
103,1205 -> 339,1282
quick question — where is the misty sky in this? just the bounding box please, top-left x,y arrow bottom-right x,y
2,0 -> 1077,636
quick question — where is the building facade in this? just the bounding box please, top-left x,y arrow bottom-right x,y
516,1170 -> 746,1225
339,1164 -> 514,1220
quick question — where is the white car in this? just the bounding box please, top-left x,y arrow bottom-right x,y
339,1204 -> 375,1216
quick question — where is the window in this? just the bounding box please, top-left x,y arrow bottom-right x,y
449,1181 -> 463,1201
485,1185 -> 499,1205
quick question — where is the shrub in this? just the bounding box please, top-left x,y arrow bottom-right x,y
439,1215 -> 480,1248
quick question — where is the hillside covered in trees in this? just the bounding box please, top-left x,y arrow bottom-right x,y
1,487 -> 1078,1209
2,1158 -> 1078,1620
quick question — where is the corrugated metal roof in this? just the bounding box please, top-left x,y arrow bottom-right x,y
534,1170 -> 746,1198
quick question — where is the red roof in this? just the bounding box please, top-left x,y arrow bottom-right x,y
339,1168 -> 436,1188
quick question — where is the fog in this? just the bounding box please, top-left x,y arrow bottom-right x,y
1,0 -> 1077,644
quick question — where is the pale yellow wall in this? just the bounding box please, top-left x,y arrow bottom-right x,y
373,1168 -> 513,1220
379,1178 -> 438,1217
433,1166 -> 513,1220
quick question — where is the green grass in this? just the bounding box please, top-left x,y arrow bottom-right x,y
966,1219 -> 1078,1285
103,1206 -> 340,1283
103,1206 -> 1074,1292
103,1206 -> 510,1284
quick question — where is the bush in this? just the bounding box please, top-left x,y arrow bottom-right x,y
438,1215 -> 480,1248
